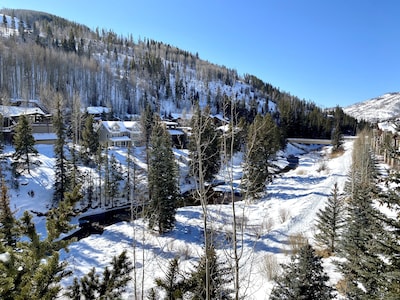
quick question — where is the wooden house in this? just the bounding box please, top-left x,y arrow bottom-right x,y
98,121 -> 142,147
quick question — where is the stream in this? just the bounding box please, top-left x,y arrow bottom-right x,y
63,155 -> 300,241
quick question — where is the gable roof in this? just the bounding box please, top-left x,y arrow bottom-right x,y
101,121 -> 141,133
0,105 -> 47,118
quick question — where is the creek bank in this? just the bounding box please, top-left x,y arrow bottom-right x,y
63,205 -> 141,241
65,154 -> 301,241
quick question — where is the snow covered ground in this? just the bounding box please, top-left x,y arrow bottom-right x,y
5,140 -> 354,299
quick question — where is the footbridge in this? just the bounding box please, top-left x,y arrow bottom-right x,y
287,136 -> 356,145
287,138 -> 332,145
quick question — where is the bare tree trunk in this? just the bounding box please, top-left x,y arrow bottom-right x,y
192,109 -> 218,300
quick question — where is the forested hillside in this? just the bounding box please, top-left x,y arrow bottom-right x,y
0,8 -> 360,140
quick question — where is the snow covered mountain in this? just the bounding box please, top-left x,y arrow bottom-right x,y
343,92 -> 400,122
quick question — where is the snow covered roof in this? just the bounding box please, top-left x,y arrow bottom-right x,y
101,121 -> 141,133
87,106 -> 110,115
109,136 -> 131,142
33,133 -> 57,141
211,114 -> 229,123
167,129 -> 185,136
0,105 -> 46,117
378,121 -> 398,134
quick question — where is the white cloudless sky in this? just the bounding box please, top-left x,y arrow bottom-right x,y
1,0 -> 399,108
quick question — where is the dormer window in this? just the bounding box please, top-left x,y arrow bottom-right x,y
111,124 -> 120,132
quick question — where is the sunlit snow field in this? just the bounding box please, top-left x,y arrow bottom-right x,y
6,140 -> 354,299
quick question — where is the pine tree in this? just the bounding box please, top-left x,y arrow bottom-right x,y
140,102 -> 154,153
108,153 -> 123,207
189,104 -> 220,183
337,132 -> 389,299
270,244 -> 334,300
81,114 -> 99,163
12,114 -> 38,174
53,97 -> 69,203
243,113 -> 280,199
382,209 -> 400,298
331,106 -> 344,153
187,243 -> 233,300
0,185 -> 81,300
314,182 -> 346,254
380,173 -> 400,298
337,184 -> 387,300
66,250 -> 133,299
0,178 -> 18,247
147,119 -> 179,234
155,257 -> 187,300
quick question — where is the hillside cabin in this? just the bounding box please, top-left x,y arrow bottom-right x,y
86,106 -> 111,120
162,121 -> 186,148
0,100 -> 54,144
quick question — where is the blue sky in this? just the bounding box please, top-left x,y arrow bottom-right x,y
1,0 -> 399,108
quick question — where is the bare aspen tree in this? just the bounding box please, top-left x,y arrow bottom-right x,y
189,104 -> 220,300
71,92 -> 82,145
221,94 -> 245,300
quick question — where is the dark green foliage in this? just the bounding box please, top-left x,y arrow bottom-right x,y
0,185 -> 81,300
270,244 -> 335,300
12,114 -> 38,174
106,153 -> 123,206
379,173 -> 400,298
141,103 -> 154,151
314,182 -> 346,254
189,105 -> 221,183
243,113 -> 280,199
147,120 -> 179,234
331,106 -> 344,153
66,250 -> 133,299
336,185 -> 388,300
53,97 -> 70,203
81,114 -> 99,160
155,257 -> 187,300
337,133 -> 390,299
187,243 -> 233,300
0,179 -> 18,247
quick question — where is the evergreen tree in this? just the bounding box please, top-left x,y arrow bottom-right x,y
66,250 -> 133,299
382,208 -> 400,298
0,186 -> 81,300
314,182 -> 346,254
12,114 -> 38,174
337,184 -> 388,300
337,133 -> 389,299
331,106 -> 344,153
108,153 -> 123,207
53,97 -> 69,203
380,172 -> 400,298
243,114 -> 280,199
0,178 -> 18,247
140,102 -> 154,152
147,119 -> 179,234
81,114 -> 99,163
187,243 -> 233,300
270,244 -> 335,300
189,104 -> 220,183
155,257 -> 187,300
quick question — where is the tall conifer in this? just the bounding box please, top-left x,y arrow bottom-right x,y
12,114 -> 38,174
243,114 -> 280,199
147,119 -> 179,234
270,244 -> 334,300
53,96 -> 69,203
314,182 -> 346,254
